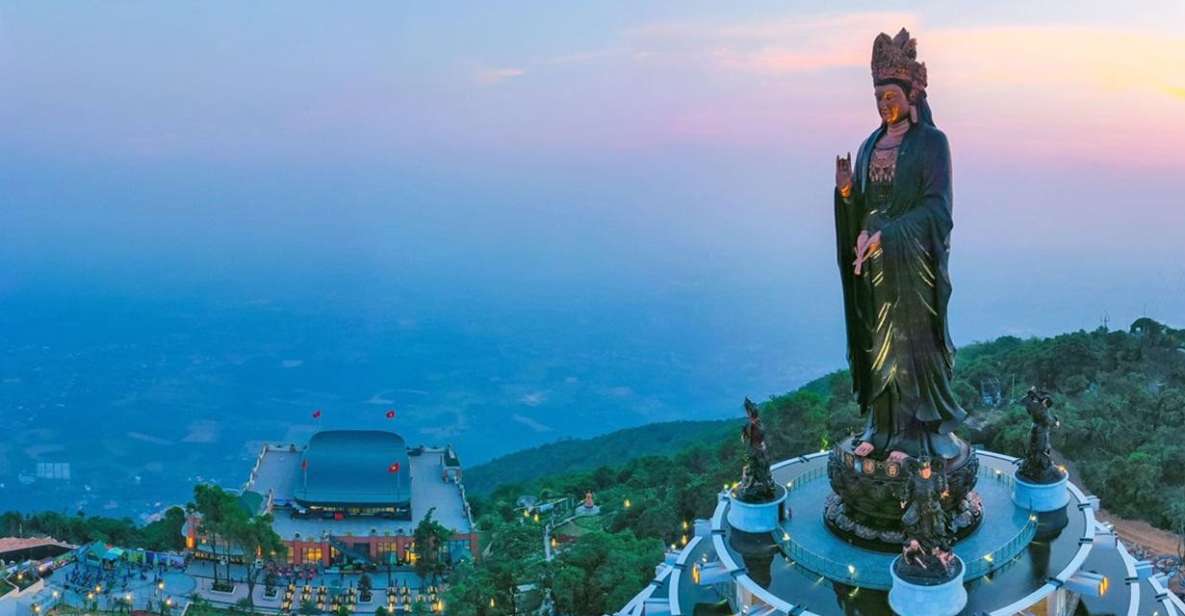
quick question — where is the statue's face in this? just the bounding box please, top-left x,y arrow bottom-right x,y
919,465 -> 932,479
874,84 -> 910,125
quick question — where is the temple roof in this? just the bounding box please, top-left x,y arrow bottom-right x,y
0,537 -> 72,555
292,430 -> 411,507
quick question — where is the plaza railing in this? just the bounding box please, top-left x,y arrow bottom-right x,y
773,454 -> 1039,590
775,529 -> 893,589
963,512 -> 1038,580
782,464 -> 827,495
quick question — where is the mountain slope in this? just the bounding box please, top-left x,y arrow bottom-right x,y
474,319 -> 1185,531
464,419 -> 731,495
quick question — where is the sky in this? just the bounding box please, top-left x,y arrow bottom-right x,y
1,2 -> 1184,470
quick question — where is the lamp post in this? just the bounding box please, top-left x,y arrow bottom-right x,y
155,579 -> 166,616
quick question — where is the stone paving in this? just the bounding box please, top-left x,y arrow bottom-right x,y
46,559 -> 431,614
52,562 -> 196,612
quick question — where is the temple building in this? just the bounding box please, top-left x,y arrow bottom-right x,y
0,538 -> 73,564
185,430 -> 477,568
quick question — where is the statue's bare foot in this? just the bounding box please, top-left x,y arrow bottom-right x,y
888,450 -> 909,463
854,442 -> 874,456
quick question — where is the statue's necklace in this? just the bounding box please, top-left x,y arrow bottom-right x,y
869,120 -> 910,186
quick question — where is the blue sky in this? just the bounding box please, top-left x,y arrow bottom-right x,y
0,3 -> 1184,506
2,0 -> 1183,349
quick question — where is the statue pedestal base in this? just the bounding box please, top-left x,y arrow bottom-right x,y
1011,472 -> 1068,512
889,555 -> 967,616
727,484 -> 787,533
824,438 -> 982,549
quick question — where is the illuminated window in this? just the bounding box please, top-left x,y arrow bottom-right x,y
303,547 -> 323,563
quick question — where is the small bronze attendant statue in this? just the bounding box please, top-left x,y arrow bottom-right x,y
898,456 -> 958,580
1017,388 -> 1063,484
737,398 -> 777,502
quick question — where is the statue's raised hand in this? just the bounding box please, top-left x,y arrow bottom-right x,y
835,152 -> 853,197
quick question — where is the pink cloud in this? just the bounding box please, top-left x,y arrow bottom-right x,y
475,66 -> 526,85
591,15 -> 1185,168
623,12 -> 919,74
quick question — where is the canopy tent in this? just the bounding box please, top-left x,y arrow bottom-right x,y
78,542 -> 125,567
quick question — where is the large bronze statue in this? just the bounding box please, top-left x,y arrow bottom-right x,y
834,28 -> 966,462
737,398 -> 776,502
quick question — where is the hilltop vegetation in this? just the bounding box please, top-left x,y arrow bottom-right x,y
971,318 -> 1185,528
0,507 -> 187,552
451,380 -> 864,616
451,320 -> 1185,616
464,420 -> 732,495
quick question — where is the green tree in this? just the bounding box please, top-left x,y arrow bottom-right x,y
228,512 -> 286,608
142,507 -> 188,551
413,508 -> 454,582
549,530 -> 664,616
191,484 -> 242,586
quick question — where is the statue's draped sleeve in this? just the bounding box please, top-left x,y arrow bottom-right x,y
865,129 -> 961,429
865,129 -> 955,362
834,138 -> 872,406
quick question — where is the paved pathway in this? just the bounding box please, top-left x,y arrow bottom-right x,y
48,559 -> 432,614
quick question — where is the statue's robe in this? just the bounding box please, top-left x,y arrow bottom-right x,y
834,121 -> 966,459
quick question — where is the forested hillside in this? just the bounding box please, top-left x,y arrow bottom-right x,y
971,318 -> 1185,528
450,320 -> 1185,615
465,419 -> 731,495
473,319 -> 1185,529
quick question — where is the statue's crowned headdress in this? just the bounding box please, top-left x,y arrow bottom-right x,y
871,28 -> 927,102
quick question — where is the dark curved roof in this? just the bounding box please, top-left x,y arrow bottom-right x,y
292,430 -> 411,507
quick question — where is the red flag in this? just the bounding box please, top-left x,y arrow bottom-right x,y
387,462 -> 400,474
385,409 -> 396,420
301,459 -> 309,470
312,409 -> 322,419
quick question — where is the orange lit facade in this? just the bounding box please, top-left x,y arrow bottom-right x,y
183,432 -> 479,569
